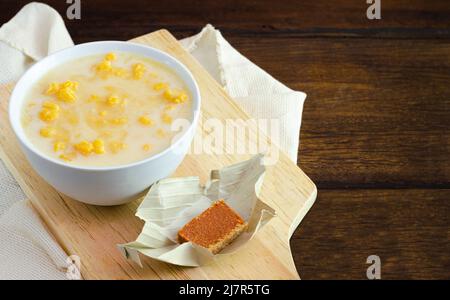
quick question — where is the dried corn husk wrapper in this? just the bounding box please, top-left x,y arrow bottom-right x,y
117,154 -> 276,267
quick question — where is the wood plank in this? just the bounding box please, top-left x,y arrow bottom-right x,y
225,37 -> 450,188
0,30 -> 317,279
292,189 -> 450,279
2,0 -> 450,40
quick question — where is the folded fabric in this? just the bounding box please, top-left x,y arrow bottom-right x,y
0,2 -> 306,279
179,25 -> 306,161
0,199 -> 68,280
0,2 -> 74,280
0,2 -> 73,83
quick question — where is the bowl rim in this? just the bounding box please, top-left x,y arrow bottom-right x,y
9,41 -> 201,172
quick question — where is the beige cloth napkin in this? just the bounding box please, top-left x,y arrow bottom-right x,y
0,3 -> 306,279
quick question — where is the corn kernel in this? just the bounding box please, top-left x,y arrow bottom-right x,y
53,141 -> 66,152
110,141 -> 127,154
59,154 -> 73,162
57,87 -> 76,102
163,89 -> 174,101
39,127 -> 56,138
133,63 -> 145,72
142,144 -> 152,151
174,92 -> 188,103
42,101 -> 60,112
109,117 -> 128,125
93,139 -> 104,148
164,104 -> 176,111
45,83 -> 59,95
39,109 -> 59,122
94,147 -> 105,154
62,80 -> 78,90
93,139 -> 105,154
161,113 -> 172,124
132,63 -> 145,79
113,68 -> 126,77
106,95 -> 121,106
96,60 -> 112,72
153,82 -> 168,91
99,110 -> 107,117
138,115 -> 154,126
74,140 -> 94,156
45,81 -> 78,101
105,52 -> 117,61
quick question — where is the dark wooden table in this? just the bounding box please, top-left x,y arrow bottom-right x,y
1,0 -> 449,279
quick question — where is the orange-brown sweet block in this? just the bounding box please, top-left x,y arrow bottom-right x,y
178,199 -> 248,254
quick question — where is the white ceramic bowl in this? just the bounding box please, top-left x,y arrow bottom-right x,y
9,41 -> 201,206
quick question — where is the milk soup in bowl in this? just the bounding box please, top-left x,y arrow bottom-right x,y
9,42 -> 201,205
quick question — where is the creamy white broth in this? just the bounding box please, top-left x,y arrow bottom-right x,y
21,52 -> 192,167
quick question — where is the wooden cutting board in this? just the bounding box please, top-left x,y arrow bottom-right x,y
0,30 -> 317,279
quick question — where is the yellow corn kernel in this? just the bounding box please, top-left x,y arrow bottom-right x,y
134,63 -> 145,71
132,63 -> 145,79
62,80 -> 78,90
93,139 -> 104,148
161,113 -> 172,124
153,82 -> 168,91
163,89 -> 174,101
113,67 -> 126,77
109,117 -> 128,125
39,109 -> 59,122
142,144 -> 152,151
53,141 -> 66,152
57,87 -> 76,102
164,104 -> 176,111
87,94 -> 100,103
105,52 -> 117,61
45,83 -> 59,95
98,110 -> 107,117
133,72 -> 144,80
93,139 -> 105,154
59,154 -> 73,162
173,92 -> 188,103
42,101 -> 60,112
156,128 -> 166,138
39,127 -> 56,138
106,95 -> 121,106
96,60 -> 112,72
110,141 -> 127,154
74,140 -> 94,156
138,115 -> 154,126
